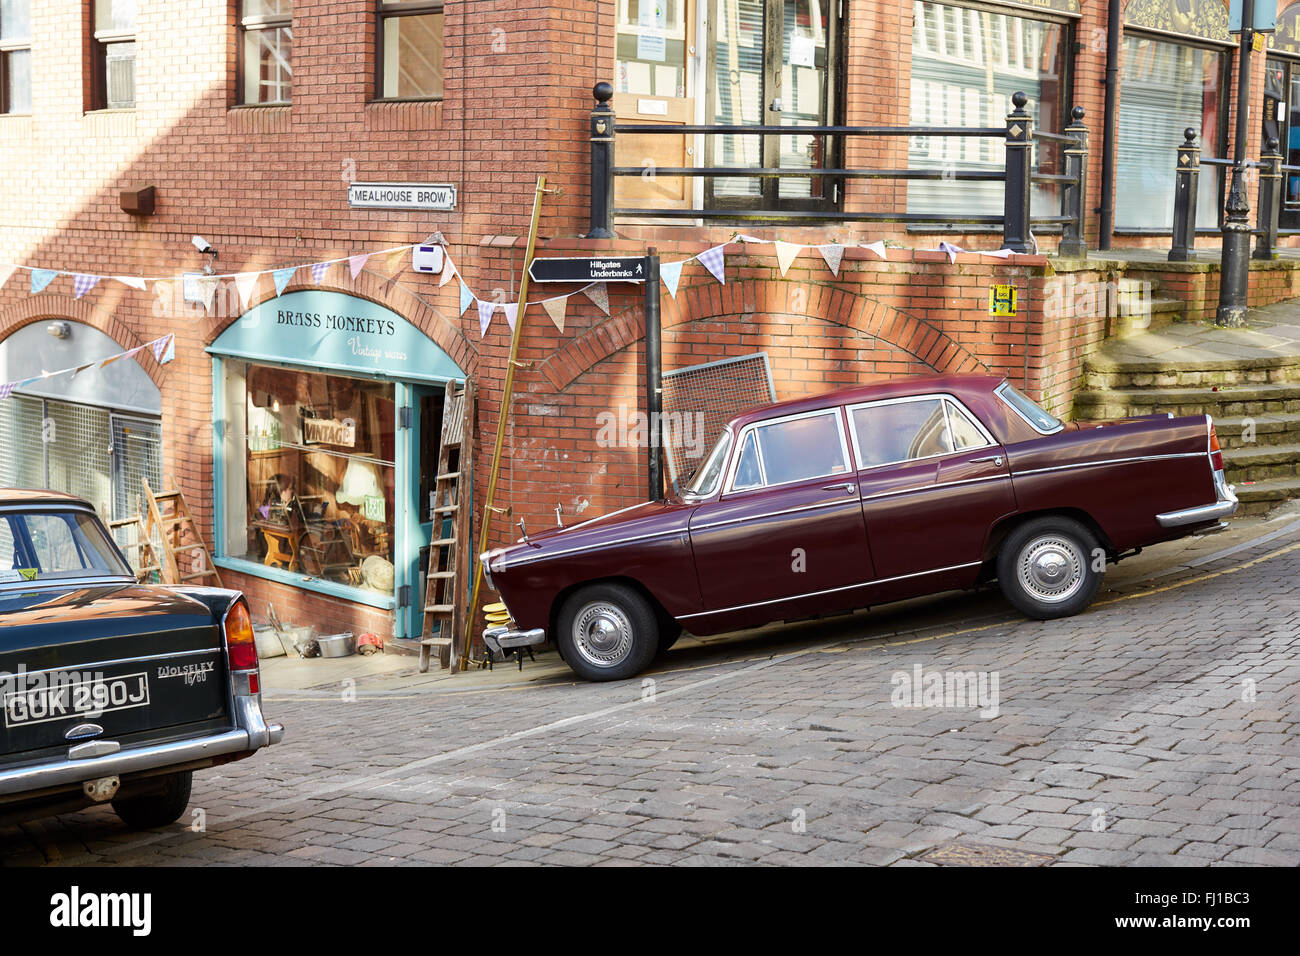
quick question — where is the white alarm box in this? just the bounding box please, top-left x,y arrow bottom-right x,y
412,244 -> 445,274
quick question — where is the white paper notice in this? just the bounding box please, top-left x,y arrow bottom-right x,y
790,35 -> 816,68
637,32 -> 667,62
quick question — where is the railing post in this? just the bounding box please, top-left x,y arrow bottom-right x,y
1254,137 -> 1281,261
1059,105 -> 1089,258
589,81 -> 616,239
1169,128 -> 1200,262
1002,91 -> 1033,253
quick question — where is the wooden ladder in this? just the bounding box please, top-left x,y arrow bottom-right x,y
107,496 -> 162,583
142,478 -> 223,588
420,380 -> 475,673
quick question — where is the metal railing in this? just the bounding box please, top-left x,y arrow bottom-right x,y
588,84 -> 1089,256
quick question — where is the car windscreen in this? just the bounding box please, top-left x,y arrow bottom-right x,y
0,509 -> 133,585
997,383 -> 1062,433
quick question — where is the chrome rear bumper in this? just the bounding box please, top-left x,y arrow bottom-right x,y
1157,474 -> 1239,528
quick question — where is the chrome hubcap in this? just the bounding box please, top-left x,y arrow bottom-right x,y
573,601 -> 635,668
1017,535 -> 1085,603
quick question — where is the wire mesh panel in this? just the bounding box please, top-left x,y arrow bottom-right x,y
0,394 -> 47,490
112,415 -> 162,521
660,352 -> 776,490
45,401 -> 112,520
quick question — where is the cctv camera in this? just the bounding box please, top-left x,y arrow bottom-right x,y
192,235 -> 212,254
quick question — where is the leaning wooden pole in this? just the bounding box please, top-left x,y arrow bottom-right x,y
460,175 -> 547,669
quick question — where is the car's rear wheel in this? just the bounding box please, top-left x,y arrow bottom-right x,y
557,583 -> 659,681
997,516 -> 1102,619
112,771 -> 192,830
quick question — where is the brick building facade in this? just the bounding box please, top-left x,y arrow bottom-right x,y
1,0 -> 1297,645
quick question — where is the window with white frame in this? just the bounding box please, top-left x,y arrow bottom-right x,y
92,0 -> 135,110
239,0 -> 292,105
0,0 -> 31,114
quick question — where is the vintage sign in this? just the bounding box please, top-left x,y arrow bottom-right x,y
347,182 -> 457,211
989,285 -> 1018,317
302,417 -> 356,447
1124,0 -> 1231,43
530,256 -> 647,283
986,0 -> 1080,15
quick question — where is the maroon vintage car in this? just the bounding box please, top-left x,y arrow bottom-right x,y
480,374 -> 1237,681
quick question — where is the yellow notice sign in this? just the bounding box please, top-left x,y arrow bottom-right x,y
989,284 -> 1017,317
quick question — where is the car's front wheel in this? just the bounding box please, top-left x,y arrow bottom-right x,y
112,771 -> 193,830
556,583 -> 659,681
997,516 -> 1102,619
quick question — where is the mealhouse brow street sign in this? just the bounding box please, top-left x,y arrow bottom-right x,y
348,181 -> 457,211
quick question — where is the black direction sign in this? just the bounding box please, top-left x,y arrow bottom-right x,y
529,256 -> 647,283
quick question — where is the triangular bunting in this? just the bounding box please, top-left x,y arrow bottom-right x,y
30,269 -> 58,295
584,282 -> 610,315
774,241 -> 801,277
385,248 -> 406,275
660,260 -> 683,299
818,244 -> 845,277
938,241 -> 965,264
152,334 -> 175,365
477,299 -> 495,337
503,303 -> 518,332
698,245 -> 726,284
439,258 -> 457,287
0,383 -> 14,401
272,267 -> 295,297
73,274 -> 100,299
0,265 -> 18,289
459,279 -> 474,317
234,272 -> 260,308
864,241 -> 888,260
542,295 -> 567,332
195,275 -> 220,311
114,276 -> 147,290
348,254 -> 370,280
735,234 -> 768,243
310,261 -> 330,284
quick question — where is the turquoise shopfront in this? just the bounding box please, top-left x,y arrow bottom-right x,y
209,290 -> 465,638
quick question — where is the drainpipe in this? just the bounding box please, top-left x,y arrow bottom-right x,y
1098,0 -> 1121,249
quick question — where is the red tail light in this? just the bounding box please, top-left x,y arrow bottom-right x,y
223,599 -> 259,672
1209,423 -> 1224,472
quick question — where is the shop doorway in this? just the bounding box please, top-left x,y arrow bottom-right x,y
405,383 -> 446,639
1265,58 -> 1300,232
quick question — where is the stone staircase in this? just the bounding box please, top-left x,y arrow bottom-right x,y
1074,308 -> 1300,516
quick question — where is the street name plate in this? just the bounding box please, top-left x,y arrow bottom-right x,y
529,256 -> 647,283
348,182 -> 457,211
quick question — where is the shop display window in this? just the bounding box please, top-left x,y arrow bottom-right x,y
224,362 -> 397,596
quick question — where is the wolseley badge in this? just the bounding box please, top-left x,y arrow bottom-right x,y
596,119 -> 608,134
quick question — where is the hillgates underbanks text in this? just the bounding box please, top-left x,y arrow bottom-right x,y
276,310 -> 396,336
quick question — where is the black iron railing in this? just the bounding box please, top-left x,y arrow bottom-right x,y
588,84 -> 1089,256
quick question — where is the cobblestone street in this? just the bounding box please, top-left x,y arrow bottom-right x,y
4,524 -> 1299,867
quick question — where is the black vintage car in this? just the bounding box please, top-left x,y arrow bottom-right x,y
0,490 -> 283,829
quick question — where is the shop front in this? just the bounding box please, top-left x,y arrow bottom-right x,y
208,289 -> 465,640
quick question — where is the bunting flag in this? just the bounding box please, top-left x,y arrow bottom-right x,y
0,264 -> 17,289
459,279 -> 474,317
152,333 -> 175,365
818,244 -> 845,278
698,244 -> 726,284
348,253 -> 370,280
980,248 -> 1016,259
774,241 -> 801,277
584,282 -> 610,316
30,269 -> 58,295
503,303 -> 519,332
542,295 -> 567,332
272,266 -> 295,297
660,260 -> 683,299
114,276 -> 147,290
477,299 -> 495,336
864,241 -> 888,260
72,274 -> 100,299
735,234 -> 768,243
195,275 -> 221,311
234,272 -> 260,308
439,260 -> 457,287
385,248 -> 406,275
310,261 -> 330,284
938,241 -> 965,264
0,383 -> 13,401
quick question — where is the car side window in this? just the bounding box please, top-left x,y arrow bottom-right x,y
753,412 -> 847,486
732,431 -> 764,490
852,398 -> 952,468
946,400 -> 992,450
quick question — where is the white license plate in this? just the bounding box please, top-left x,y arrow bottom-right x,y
3,673 -> 150,728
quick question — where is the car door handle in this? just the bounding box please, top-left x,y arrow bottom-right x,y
822,481 -> 857,494
968,455 -> 1004,467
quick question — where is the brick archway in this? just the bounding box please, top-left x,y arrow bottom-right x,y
0,293 -> 170,389
537,278 -> 987,391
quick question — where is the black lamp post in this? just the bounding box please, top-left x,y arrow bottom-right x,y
1217,0 -> 1256,328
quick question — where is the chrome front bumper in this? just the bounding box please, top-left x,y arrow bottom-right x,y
482,625 -> 546,658
0,697 -> 284,798
1157,474 -> 1239,528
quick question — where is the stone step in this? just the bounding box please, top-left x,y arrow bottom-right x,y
1111,298 -> 1184,340
1230,475 -> 1300,515
1083,354 -> 1300,391
1223,442 -> 1300,483
1213,412 -> 1300,449
1074,382 -> 1300,421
